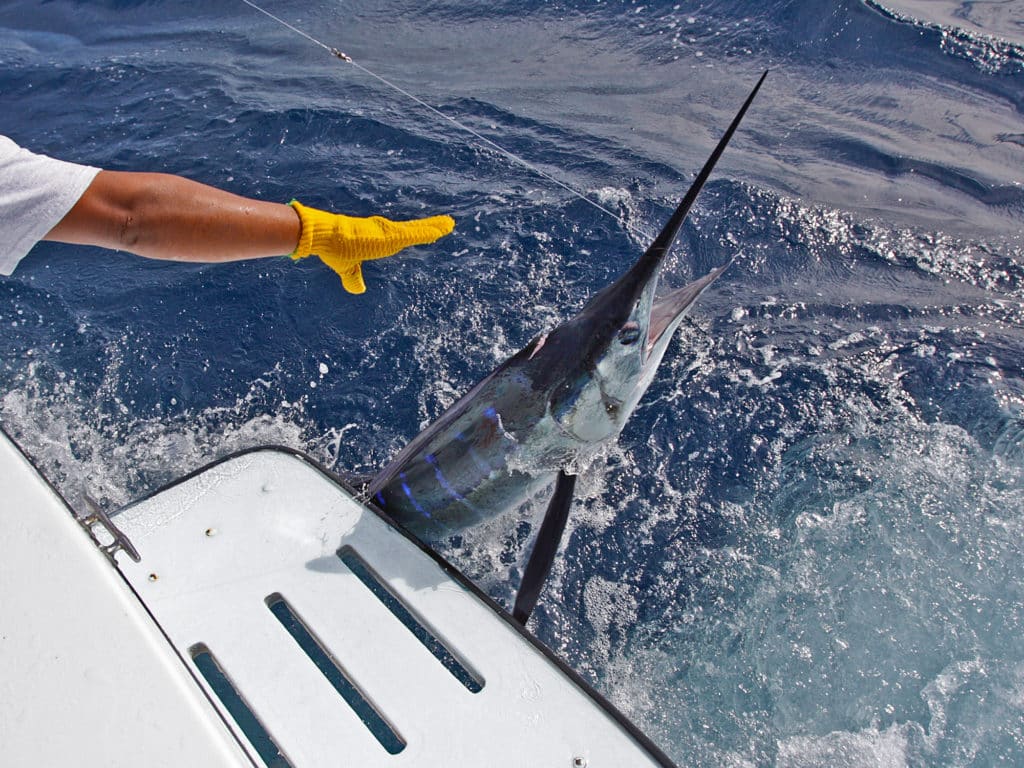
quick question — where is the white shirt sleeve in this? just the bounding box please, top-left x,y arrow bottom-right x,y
0,135 -> 101,275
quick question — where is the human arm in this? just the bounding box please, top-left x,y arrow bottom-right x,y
45,170 -> 301,263
44,170 -> 454,293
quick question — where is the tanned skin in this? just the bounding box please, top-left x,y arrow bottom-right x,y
45,171 -> 301,262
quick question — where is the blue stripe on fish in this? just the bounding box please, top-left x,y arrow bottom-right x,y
425,453 -> 468,504
456,430 -> 494,475
399,472 -> 431,518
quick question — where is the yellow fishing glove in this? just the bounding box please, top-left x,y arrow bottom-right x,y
289,200 -> 455,294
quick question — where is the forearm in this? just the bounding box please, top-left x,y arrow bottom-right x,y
44,170 -> 300,262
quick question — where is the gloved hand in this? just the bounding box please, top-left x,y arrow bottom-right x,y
289,200 -> 455,294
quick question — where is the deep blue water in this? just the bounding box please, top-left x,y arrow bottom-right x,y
3,1 -> 1024,765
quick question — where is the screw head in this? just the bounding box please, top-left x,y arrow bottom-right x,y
573,758 -> 588,768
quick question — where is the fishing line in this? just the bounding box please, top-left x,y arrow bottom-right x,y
239,0 -> 655,241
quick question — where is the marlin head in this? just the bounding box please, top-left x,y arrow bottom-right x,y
534,256 -> 732,446
532,70 -> 767,444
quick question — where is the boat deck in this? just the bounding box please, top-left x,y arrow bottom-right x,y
1,434 -> 675,767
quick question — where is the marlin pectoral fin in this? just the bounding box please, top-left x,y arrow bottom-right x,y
512,470 -> 578,626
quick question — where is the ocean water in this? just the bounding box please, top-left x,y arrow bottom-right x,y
2,0 -> 1023,765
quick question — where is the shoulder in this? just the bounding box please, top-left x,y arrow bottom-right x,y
0,135 -> 99,188
0,134 -> 26,162
0,135 -> 101,275
0,135 -> 64,179
1,135 -> 68,169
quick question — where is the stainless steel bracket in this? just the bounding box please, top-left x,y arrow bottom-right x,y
75,493 -> 141,565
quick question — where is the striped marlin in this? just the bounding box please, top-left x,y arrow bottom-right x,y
367,73 -> 766,623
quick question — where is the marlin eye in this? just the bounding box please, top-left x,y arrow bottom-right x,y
618,323 -> 641,345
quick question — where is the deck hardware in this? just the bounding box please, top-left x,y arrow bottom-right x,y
75,493 -> 142,565
573,758 -> 588,767
205,527 -> 218,537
